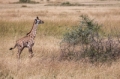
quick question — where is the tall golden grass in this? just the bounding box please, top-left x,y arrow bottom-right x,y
0,2 -> 120,79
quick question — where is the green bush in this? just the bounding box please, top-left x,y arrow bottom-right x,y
19,0 -> 39,4
63,15 -> 101,45
60,15 -> 120,63
19,0 -> 30,3
61,2 -> 72,6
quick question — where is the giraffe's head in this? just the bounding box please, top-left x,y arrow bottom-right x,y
34,17 -> 44,24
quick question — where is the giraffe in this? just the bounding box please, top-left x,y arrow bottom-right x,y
9,17 -> 44,59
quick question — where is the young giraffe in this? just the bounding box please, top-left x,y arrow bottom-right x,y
9,17 -> 44,59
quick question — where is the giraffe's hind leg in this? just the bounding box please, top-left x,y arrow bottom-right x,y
17,46 -> 24,59
17,49 -> 22,59
28,47 -> 34,58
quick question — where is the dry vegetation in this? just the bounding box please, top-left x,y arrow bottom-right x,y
0,0 -> 120,79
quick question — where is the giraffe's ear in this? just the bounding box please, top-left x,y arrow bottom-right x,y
36,16 -> 39,19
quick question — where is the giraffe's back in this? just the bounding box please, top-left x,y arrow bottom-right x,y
16,36 -> 34,48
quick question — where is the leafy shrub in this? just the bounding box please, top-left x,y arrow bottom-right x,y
19,0 -> 39,3
63,15 -> 101,45
19,0 -> 30,3
61,2 -> 72,6
60,15 -> 120,63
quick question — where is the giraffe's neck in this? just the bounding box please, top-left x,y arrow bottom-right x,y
27,24 -> 39,39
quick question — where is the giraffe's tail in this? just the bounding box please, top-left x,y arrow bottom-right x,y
9,44 -> 17,50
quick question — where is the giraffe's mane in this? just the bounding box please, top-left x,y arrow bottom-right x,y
26,19 -> 36,35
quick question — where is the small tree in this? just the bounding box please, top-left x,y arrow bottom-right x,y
60,15 -> 120,63
19,0 -> 30,3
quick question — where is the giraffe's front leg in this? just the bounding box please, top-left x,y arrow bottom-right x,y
28,47 -> 34,58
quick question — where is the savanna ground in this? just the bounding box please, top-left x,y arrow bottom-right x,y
0,0 -> 120,79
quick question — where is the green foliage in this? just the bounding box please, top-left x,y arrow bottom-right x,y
61,2 -> 72,6
60,15 -> 120,63
60,2 -> 84,6
19,0 -> 30,3
63,15 -> 101,44
19,0 -> 39,3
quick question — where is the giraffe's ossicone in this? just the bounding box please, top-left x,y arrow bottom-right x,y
9,17 -> 44,59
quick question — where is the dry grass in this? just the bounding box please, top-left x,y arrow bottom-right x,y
1,37 -> 120,79
0,1 -> 120,79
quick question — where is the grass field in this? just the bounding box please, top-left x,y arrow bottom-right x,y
0,0 -> 120,79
